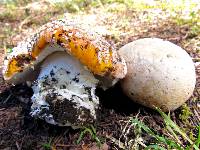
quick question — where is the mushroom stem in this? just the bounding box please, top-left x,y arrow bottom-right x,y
30,52 -> 99,126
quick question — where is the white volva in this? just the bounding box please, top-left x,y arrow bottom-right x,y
31,51 -> 99,126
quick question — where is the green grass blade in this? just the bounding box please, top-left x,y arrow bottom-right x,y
42,138 -> 52,150
76,129 -> 86,144
156,108 -> 199,150
76,126 -> 101,147
131,118 -> 160,141
76,128 -> 94,144
165,124 -> 182,144
144,144 -> 166,150
132,119 -> 166,143
132,118 -> 183,150
91,125 -> 97,135
195,125 -> 200,147
90,125 -> 101,147
42,143 -> 51,150
156,108 -> 191,141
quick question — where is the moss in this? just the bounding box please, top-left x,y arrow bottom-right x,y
191,96 -> 198,102
179,103 -> 192,122
189,131 -> 196,142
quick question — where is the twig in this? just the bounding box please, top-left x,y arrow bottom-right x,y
0,108 -> 6,111
97,0 -> 104,9
193,58 -> 200,61
194,109 -> 200,122
53,129 -> 69,144
56,144 -> 76,147
19,16 -> 32,31
106,134 -> 125,149
3,94 -> 12,104
15,141 -> 21,150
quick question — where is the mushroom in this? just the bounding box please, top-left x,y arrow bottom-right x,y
2,20 -> 127,127
119,38 -> 196,112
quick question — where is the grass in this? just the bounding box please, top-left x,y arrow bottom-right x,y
1,0 -> 200,36
131,108 -> 200,150
77,125 -> 102,147
42,138 -> 52,150
132,118 -> 182,150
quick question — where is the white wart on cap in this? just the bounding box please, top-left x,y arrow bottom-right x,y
2,19 -> 127,127
119,38 -> 196,112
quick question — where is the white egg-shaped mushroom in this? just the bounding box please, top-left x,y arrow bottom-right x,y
2,19 -> 127,127
119,38 -> 196,112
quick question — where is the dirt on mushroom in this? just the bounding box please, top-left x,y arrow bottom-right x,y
0,1 -> 200,149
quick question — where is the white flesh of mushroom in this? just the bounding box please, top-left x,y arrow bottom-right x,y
31,51 -> 99,127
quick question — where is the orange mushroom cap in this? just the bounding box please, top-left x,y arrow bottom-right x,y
3,19 -> 127,83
